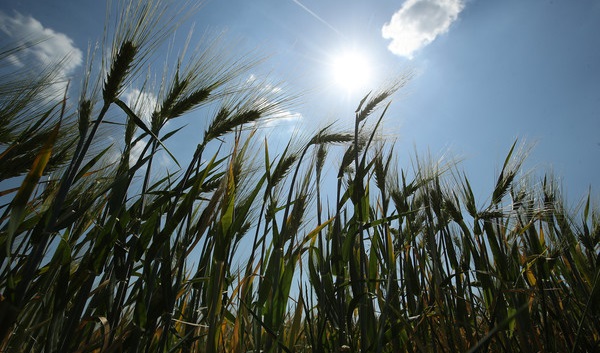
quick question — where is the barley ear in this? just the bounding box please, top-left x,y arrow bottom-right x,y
103,41 -> 137,104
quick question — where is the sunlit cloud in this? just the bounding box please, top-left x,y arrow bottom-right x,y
245,74 -> 303,129
245,74 -> 282,94
0,11 -> 83,97
123,88 -> 158,125
121,88 -> 169,167
382,0 -> 465,59
263,110 -> 303,128
128,137 -> 148,166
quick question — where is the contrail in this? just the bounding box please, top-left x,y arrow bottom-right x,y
292,0 -> 345,39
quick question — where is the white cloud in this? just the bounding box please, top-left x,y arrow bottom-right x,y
263,110 -> 303,128
243,74 -> 303,129
123,88 -> 158,124
382,0 -> 465,59
0,11 -> 82,97
121,88 -> 176,168
128,137 -> 148,166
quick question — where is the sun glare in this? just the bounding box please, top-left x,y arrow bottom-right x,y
331,50 -> 372,94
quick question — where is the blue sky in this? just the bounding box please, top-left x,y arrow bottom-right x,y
1,0 -> 599,206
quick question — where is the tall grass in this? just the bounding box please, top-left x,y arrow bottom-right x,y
1,1 -> 599,352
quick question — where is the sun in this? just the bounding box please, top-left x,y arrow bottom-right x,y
331,50 -> 372,94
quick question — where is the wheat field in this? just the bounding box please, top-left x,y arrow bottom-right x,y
0,1 -> 599,352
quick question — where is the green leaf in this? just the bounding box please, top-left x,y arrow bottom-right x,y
220,161 -> 237,236
73,145 -> 112,181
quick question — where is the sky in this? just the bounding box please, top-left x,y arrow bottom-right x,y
1,0 -> 600,208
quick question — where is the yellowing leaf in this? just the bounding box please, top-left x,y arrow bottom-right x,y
6,119 -> 60,254
526,268 -> 537,286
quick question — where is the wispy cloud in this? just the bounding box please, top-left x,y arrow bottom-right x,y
245,74 -> 303,129
123,88 -> 158,125
263,110 -> 303,128
0,11 -> 82,96
382,0 -> 465,59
